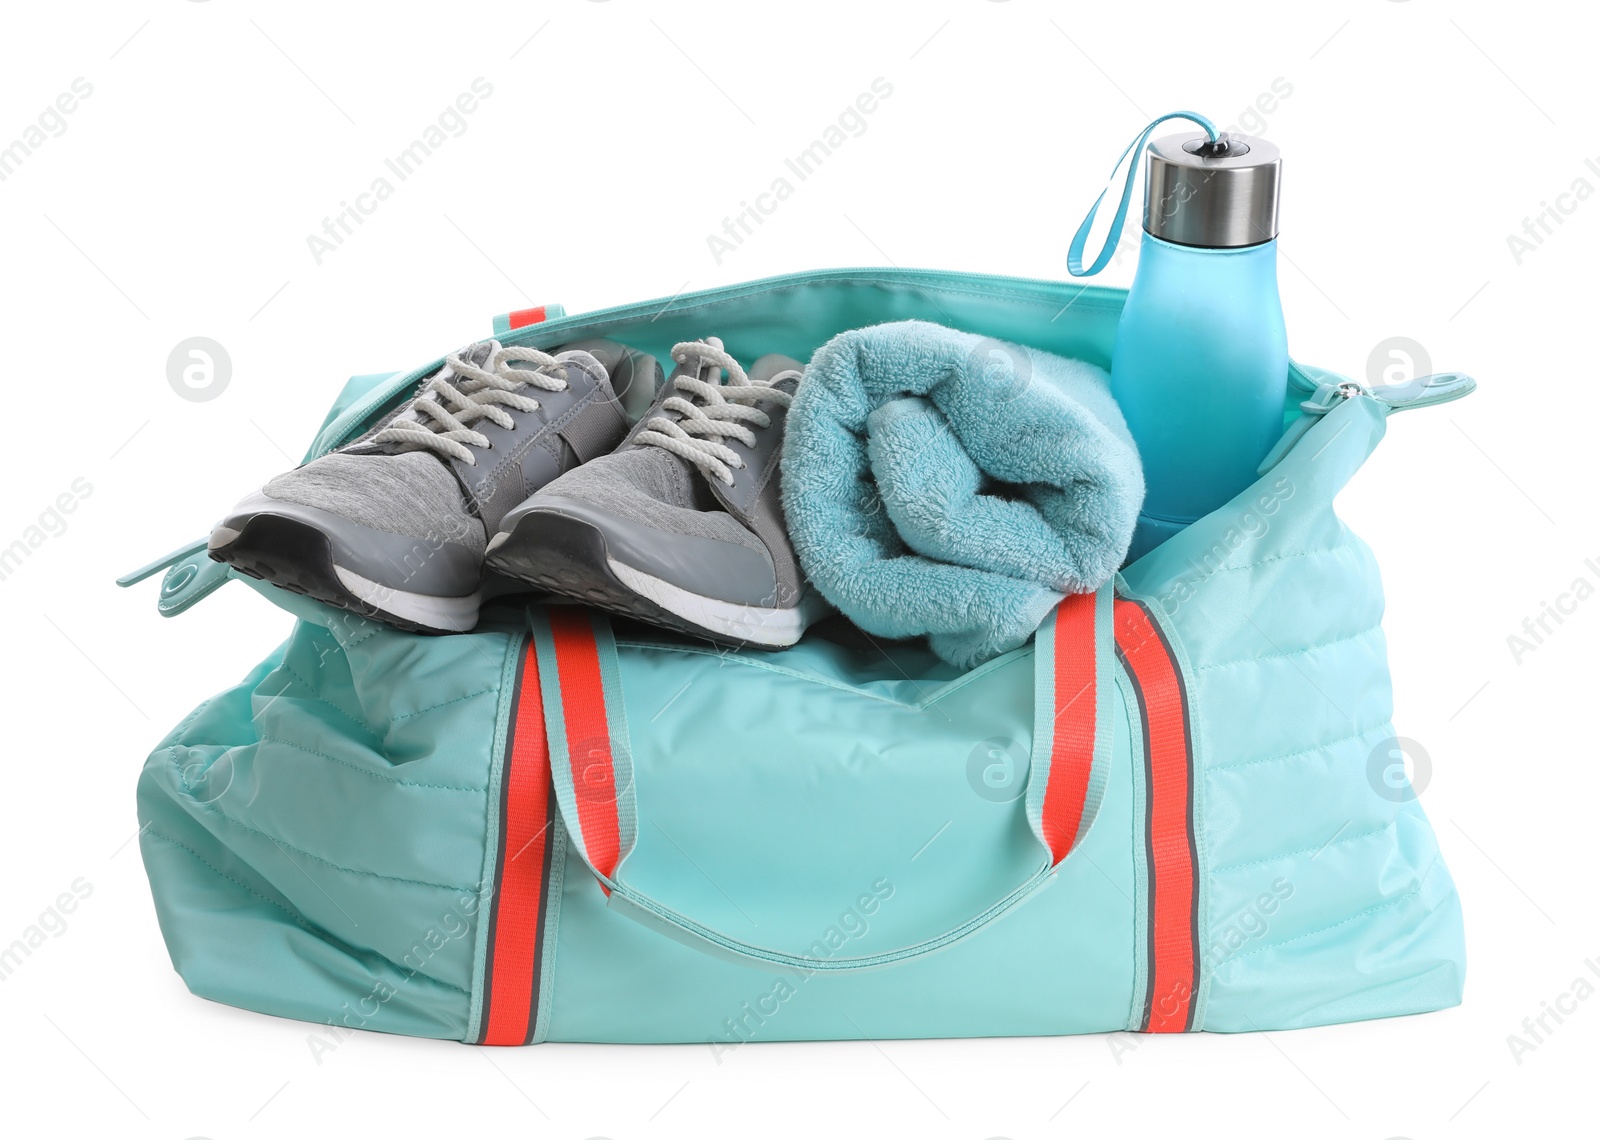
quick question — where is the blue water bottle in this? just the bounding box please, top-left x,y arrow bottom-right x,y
1069,113 -> 1288,560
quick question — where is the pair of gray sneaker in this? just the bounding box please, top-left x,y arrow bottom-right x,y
209,335 -> 822,647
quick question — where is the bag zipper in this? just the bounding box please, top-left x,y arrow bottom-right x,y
317,267 -> 1134,454
1258,370 -> 1477,473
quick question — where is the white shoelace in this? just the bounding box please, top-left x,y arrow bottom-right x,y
635,338 -> 800,486
370,341 -> 572,465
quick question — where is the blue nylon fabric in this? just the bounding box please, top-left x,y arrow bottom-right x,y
136,268 -> 1464,1043
579,586 -> 1113,975
1120,396 -> 1464,1029
137,609 -> 520,1040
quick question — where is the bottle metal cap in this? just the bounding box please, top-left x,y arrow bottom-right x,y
1144,132 -> 1281,248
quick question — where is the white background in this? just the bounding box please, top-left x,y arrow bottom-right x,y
1,1 -> 1595,1137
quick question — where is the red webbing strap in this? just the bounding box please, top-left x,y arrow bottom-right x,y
1039,591 -> 1100,863
1115,598 -> 1199,1034
478,639 -> 557,1046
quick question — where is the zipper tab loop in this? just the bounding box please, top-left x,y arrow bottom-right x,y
1259,370 -> 1477,475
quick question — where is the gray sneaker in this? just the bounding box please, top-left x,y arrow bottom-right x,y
209,338 -> 660,633
485,337 -> 825,647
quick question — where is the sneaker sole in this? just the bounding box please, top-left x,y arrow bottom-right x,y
487,510 -> 814,648
209,513 -> 480,634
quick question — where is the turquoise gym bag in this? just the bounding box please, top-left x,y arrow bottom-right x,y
127,268 -> 1469,1045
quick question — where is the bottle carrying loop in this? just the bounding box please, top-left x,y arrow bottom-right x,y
1067,112 -> 1218,279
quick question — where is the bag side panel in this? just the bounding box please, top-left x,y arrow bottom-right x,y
1123,398 -> 1465,1030
137,616 -> 516,1040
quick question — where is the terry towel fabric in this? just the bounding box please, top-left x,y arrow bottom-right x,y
780,320 -> 1144,667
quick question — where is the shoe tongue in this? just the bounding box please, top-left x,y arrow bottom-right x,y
637,339 -> 761,500
749,352 -> 804,390
450,340 -> 498,373
353,340 -> 502,459
412,339 -> 499,398
666,355 -> 725,393
553,349 -> 605,386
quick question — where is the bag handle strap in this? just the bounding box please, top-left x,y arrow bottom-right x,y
527,589 -> 1114,972
1067,111 -> 1218,278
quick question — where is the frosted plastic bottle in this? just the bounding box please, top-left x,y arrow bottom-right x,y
1115,189 -> 1287,556
1069,117 -> 1289,561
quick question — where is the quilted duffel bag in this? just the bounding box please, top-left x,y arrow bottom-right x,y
126,267 -> 1468,1045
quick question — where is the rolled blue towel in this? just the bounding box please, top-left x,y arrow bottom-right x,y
780,320 -> 1144,667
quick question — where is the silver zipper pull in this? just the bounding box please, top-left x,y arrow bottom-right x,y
1257,371 -> 1477,475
